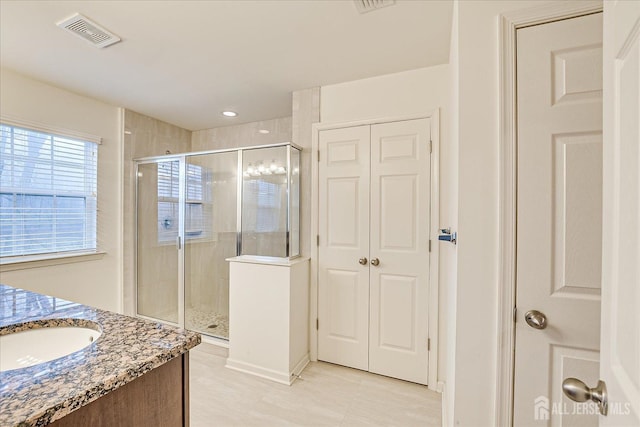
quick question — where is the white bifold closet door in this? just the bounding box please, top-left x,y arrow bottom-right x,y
318,118 -> 431,385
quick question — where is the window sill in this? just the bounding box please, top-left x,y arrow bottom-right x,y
0,251 -> 106,272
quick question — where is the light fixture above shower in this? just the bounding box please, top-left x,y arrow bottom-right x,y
243,160 -> 286,178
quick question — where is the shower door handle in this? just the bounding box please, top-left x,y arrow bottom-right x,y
176,236 -> 182,250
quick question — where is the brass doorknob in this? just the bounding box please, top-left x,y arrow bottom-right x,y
358,257 -> 368,265
371,258 -> 380,266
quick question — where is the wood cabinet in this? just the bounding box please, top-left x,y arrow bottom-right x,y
51,354 -> 190,427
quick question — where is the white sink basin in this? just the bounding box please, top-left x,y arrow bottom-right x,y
0,325 -> 101,372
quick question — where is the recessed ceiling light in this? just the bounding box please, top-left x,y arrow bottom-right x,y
258,129 -> 270,134
222,111 -> 238,117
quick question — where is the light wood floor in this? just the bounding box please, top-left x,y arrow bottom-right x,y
189,342 -> 441,426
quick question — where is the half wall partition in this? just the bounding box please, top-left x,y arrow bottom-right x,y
135,143 -> 300,340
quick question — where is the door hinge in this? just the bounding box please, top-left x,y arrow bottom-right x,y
317,150 -> 320,162
317,235 -> 319,246
513,306 -> 517,323
316,318 -> 319,330
428,240 -> 431,252
427,338 -> 431,351
429,140 -> 433,154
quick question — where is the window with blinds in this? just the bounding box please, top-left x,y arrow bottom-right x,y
243,179 -> 283,233
0,123 -> 98,258
156,161 -> 206,243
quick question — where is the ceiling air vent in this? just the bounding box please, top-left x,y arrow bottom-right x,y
353,0 -> 396,14
56,13 -> 121,48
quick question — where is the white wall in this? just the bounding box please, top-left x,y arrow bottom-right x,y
450,1 -> 560,425
444,2 -> 459,425
319,65 -> 450,384
292,88 -> 320,259
0,68 -> 123,312
320,65 -> 449,124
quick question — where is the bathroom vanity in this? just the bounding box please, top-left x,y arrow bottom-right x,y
0,284 -> 200,427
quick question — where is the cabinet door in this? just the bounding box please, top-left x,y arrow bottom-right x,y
318,125 -> 370,370
369,119 -> 431,385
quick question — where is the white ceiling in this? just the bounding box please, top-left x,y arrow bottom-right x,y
0,1 -> 453,131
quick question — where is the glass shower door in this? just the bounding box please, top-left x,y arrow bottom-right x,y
136,160 -> 180,324
184,151 -> 238,339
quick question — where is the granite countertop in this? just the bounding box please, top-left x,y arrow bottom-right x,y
0,284 -> 201,427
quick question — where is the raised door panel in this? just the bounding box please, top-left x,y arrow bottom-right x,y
326,178 -> 360,248
377,274 -> 418,352
379,174 -> 417,251
552,132 -> 602,297
552,44 -> 603,104
326,269 -> 361,342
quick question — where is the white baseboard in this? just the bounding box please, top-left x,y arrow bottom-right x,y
439,381 -> 448,427
225,353 -> 310,386
291,354 -> 310,379
225,358 -> 292,385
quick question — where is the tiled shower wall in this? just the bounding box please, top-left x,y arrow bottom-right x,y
191,116 -> 292,151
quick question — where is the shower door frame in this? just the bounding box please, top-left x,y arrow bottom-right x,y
134,155 -> 189,330
133,142 -> 302,338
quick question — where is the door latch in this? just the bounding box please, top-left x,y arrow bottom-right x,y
438,228 -> 457,245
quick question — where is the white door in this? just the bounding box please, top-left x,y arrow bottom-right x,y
318,119 -> 431,384
600,1 -> 640,425
318,125 -> 371,370
514,13 -> 603,426
369,120 -> 430,384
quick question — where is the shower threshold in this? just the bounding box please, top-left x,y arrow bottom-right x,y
138,309 -> 229,341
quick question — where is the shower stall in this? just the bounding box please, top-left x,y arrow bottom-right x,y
134,143 -> 300,340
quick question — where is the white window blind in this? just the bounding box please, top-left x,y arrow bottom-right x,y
156,161 -> 206,242
0,123 -> 98,258
243,180 -> 282,233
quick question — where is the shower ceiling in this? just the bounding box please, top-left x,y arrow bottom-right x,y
0,1 -> 453,131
